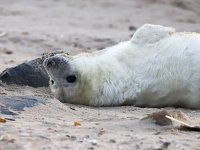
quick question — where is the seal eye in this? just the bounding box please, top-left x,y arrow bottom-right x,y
66,75 -> 77,83
50,80 -> 54,84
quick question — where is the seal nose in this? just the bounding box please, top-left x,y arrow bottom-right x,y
44,56 -> 68,68
45,56 -> 62,68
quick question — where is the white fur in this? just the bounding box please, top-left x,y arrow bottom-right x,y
47,24 -> 200,108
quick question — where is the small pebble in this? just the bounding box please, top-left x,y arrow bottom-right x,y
21,32 -> 29,35
161,141 -> 171,149
5,50 -> 13,54
128,25 -> 137,31
88,147 -> 94,150
69,135 -> 77,141
70,107 -> 76,110
91,139 -> 98,145
135,144 -> 140,149
196,135 -> 200,139
109,139 -> 116,143
0,134 -> 15,143
85,135 -> 90,138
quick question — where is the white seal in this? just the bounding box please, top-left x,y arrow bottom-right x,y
44,24 -> 200,108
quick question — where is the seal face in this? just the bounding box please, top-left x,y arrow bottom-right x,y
43,54 -> 82,104
44,24 -> 200,108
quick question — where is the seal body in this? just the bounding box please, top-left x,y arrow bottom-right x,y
44,24 -> 200,108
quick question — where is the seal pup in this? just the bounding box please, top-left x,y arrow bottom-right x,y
44,24 -> 200,108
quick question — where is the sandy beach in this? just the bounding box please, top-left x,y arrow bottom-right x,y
1,0 -> 200,149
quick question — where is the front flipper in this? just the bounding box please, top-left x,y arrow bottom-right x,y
131,24 -> 175,44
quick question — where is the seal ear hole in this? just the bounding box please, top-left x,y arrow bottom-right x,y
66,75 -> 77,83
50,80 -> 54,84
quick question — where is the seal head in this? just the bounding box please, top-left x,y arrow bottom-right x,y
43,54 -> 84,104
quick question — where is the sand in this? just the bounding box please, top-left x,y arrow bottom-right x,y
1,0 -> 200,149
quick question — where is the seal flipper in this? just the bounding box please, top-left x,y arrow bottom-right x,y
131,24 -> 175,44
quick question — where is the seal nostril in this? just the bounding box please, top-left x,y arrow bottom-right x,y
46,56 -> 64,68
46,58 -> 57,68
44,55 -> 69,69
46,58 -> 54,67
50,80 -> 54,84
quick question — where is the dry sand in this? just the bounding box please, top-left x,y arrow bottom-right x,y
1,0 -> 200,149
